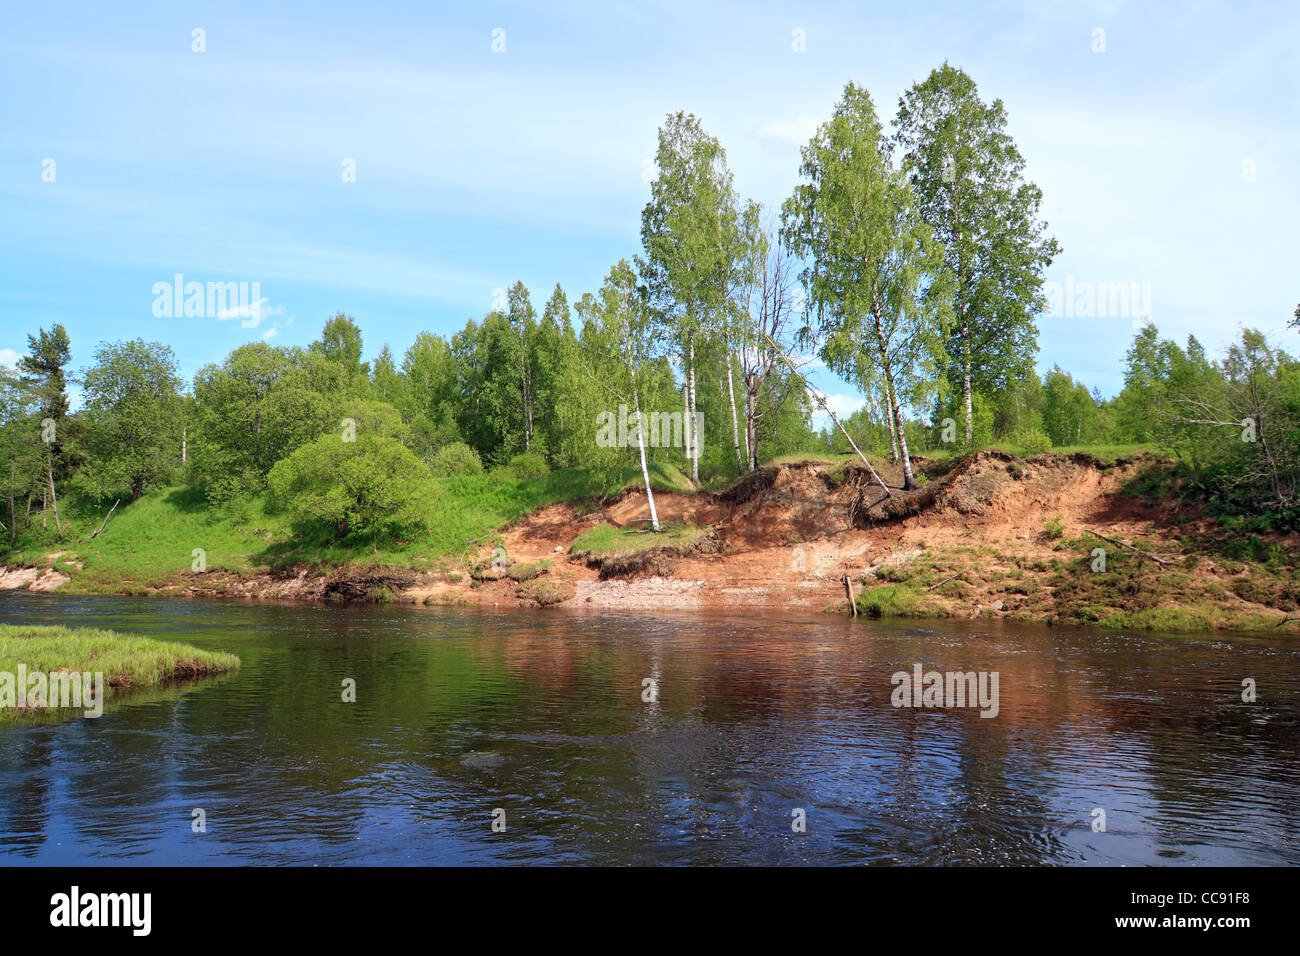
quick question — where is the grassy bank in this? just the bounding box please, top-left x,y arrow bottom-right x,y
5,445 -> 1297,634
845,526 -> 1300,633
0,624 -> 240,726
1,461 -> 694,593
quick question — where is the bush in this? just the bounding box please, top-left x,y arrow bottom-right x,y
430,442 -> 484,478
507,451 -> 550,479
1011,428 -> 1052,455
267,434 -> 434,542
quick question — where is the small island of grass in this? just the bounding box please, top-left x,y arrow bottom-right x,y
0,624 -> 239,726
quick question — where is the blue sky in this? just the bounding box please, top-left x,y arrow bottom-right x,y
2,0 -> 1296,417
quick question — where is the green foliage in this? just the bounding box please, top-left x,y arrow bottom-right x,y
782,81 -> 954,489
1009,426 -> 1052,455
430,442 -> 484,477
75,339 -> 183,501
1041,366 -> 1112,446
894,63 -> 1060,438
506,450 -> 549,479
267,433 -> 434,543
191,341 -> 343,501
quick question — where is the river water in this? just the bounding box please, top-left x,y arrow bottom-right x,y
0,592 -> 1296,865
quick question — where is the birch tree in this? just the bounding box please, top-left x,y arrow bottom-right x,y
894,63 -> 1060,444
579,261 -> 662,531
640,112 -> 740,484
782,82 -> 953,490
736,215 -> 801,470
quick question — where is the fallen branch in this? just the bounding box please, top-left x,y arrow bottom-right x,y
1084,528 -> 1173,566
925,569 -> 966,592
755,327 -> 892,497
844,573 -> 857,617
88,499 -> 120,540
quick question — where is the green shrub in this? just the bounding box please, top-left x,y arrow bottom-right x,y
430,442 -> 484,478
1012,428 -> 1052,455
507,451 -> 550,479
267,434 -> 434,543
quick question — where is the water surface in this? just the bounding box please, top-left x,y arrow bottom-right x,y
1,592 -> 1296,865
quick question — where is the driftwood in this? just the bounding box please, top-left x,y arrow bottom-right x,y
843,573 -> 857,617
925,569 -> 966,592
1084,528 -> 1173,566
89,499 -> 120,539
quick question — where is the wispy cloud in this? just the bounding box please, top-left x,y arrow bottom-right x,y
215,298 -> 285,328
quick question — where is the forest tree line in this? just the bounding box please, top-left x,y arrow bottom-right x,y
3,65 -> 1299,545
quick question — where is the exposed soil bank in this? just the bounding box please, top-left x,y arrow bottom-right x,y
7,452 -> 1299,633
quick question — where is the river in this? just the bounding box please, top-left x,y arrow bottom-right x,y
1,592 -> 1296,865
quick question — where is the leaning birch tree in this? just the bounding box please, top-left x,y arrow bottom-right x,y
782,82 -> 953,490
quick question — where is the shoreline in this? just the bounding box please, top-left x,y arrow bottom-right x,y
4,452 -> 1298,635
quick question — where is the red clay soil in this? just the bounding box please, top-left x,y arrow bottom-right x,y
410,451 -> 1281,621
43,450 -> 1292,630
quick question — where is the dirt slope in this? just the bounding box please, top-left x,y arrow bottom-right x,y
17,451 -> 1297,632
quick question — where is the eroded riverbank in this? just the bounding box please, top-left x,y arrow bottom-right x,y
5,453 -> 1298,634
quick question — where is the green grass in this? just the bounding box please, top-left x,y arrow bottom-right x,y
570,521 -> 710,560
2,486 -> 292,591
506,560 -> 550,582
0,624 -> 239,726
0,460 -> 700,590
854,583 -> 925,618
916,441 -> 1160,466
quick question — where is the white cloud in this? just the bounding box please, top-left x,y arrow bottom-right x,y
215,298 -> 285,328
0,348 -> 20,369
821,392 -> 866,418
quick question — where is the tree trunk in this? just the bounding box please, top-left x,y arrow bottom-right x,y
686,382 -> 696,470
889,374 -> 917,490
884,389 -> 900,462
633,386 -> 660,532
962,317 -> 973,445
1256,410 -> 1284,504
48,457 -> 62,535
687,330 -> 699,484
522,339 -> 533,452
872,307 -> 915,490
725,351 -> 743,475
745,381 -> 758,471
